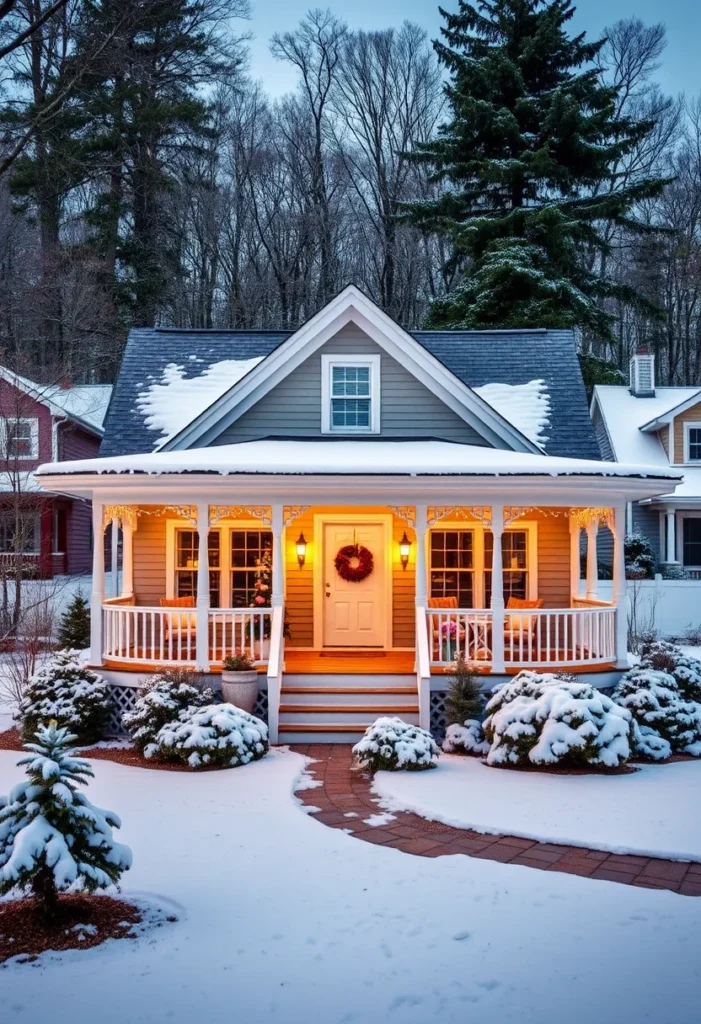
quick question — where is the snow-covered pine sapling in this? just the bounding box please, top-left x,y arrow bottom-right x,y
352,718 -> 440,771
444,655 -> 484,725
57,592 -> 91,651
122,675 -> 215,757
0,722 -> 132,921
19,650 -> 110,746
483,672 -> 636,769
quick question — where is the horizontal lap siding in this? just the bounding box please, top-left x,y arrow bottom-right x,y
674,403 -> 701,460
132,508 -> 168,606
533,511 -> 571,607
212,324 -> 489,445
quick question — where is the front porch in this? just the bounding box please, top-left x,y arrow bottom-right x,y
89,499 -> 628,740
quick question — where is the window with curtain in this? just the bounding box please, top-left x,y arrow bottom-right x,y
175,529 -> 220,607
231,530 -> 272,607
484,530 -> 528,605
429,530 -> 474,607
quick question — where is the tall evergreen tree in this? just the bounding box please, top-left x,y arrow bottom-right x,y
404,0 -> 669,338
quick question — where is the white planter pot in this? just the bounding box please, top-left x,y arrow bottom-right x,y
221,670 -> 259,714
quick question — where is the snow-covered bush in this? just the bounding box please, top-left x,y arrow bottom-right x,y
19,649 -> 110,745
122,675 -> 215,756
638,640 -> 701,701
483,672 -> 635,768
613,667 -> 701,756
152,703 -> 268,769
442,719 -> 490,756
632,723 -> 672,762
0,722 -> 132,919
352,717 -> 439,771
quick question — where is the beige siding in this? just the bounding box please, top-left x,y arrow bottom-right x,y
659,427 -> 669,458
132,507 -> 169,605
212,323 -> 491,446
674,401 -> 701,462
533,510 -> 571,607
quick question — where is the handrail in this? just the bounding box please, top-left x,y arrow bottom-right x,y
415,606 -> 431,730
571,596 -> 615,608
266,605 -> 285,744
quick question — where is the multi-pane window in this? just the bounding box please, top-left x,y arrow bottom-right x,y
484,531 -> 528,606
3,418 -> 38,459
0,512 -> 40,554
175,530 -> 221,607
429,531 -> 474,607
683,518 -> 701,567
231,530 -> 272,607
688,427 -> 701,462
330,365 -> 372,430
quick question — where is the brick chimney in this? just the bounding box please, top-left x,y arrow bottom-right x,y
629,346 -> 655,397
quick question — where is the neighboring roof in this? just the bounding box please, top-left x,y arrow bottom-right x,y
592,385 -> 701,502
638,388 -> 701,432
101,314 -> 597,459
37,437 -> 682,486
0,367 -> 112,434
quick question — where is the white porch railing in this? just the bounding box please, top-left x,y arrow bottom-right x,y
266,605 -> 285,744
102,603 -> 272,666
426,605 -> 617,669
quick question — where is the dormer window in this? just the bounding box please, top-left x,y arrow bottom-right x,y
321,354 -> 380,433
2,418 -> 38,460
685,425 -> 701,463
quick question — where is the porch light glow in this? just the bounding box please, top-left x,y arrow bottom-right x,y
296,532 -> 307,569
399,531 -> 412,570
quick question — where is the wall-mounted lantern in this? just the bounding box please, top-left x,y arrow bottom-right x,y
296,532 -> 307,569
399,531 -> 412,571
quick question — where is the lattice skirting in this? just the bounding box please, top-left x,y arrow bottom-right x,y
430,690 -> 448,740
105,682 -> 270,737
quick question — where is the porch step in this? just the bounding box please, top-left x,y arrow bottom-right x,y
279,724 -> 370,743
282,673 -> 415,689
279,706 -> 419,728
280,687 -> 416,707
277,675 -> 420,739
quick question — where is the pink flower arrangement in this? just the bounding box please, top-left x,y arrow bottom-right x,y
440,621 -> 465,639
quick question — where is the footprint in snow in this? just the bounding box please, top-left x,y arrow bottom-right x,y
452,931 -> 471,941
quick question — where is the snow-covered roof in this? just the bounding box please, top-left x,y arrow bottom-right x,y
136,358 -> 264,446
474,380 -> 550,447
0,471 -> 42,493
0,367 -> 112,433
593,385 -> 701,501
35,438 -> 682,486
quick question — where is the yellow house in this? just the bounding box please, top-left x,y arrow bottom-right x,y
36,288 -> 682,741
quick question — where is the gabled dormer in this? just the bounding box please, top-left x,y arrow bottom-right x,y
639,390 -> 701,467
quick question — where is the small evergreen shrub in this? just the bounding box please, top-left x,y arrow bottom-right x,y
625,533 -> 655,579
352,717 -> 439,771
0,722 -> 132,920
19,650 -> 110,745
638,640 -> 701,701
613,667 -> 701,756
153,703 -> 268,769
442,719 -> 490,756
483,671 -> 635,768
122,675 -> 215,756
57,593 -> 91,651
444,656 -> 484,724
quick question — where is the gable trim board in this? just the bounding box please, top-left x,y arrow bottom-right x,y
639,389 -> 701,432
157,286 -> 541,456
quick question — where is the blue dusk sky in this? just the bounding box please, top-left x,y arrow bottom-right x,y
245,0 -> 699,100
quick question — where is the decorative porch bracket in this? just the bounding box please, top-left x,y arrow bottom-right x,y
388,505 -> 415,528
427,506 -> 492,526
210,505 -> 272,526
283,505 -> 310,527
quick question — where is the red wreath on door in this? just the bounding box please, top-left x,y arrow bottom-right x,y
334,543 -> 374,583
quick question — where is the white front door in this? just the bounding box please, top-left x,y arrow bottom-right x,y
322,522 -> 387,647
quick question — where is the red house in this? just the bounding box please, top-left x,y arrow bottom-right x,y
0,368 -> 111,578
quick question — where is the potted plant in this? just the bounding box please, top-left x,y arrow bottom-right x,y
221,651 -> 259,713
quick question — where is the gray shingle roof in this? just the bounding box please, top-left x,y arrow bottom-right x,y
100,325 -> 599,460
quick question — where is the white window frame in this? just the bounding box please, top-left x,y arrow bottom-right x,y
0,510 -> 40,555
321,353 -> 381,434
683,422 -> 701,464
1,417 -> 39,460
427,522 -> 538,609
165,518 -> 271,606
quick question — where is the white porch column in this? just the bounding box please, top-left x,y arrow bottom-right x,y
195,503 -> 210,671
90,501 -> 105,666
271,504 -> 284,607
110,516 -> 119,597
585,520 -> 599,600
569,518 -> 581,602
665,510 -> 678,563
121,516 -> 134,598
612,503 -> 629,669
490,504 -> 505,673
414,504 -> 428,608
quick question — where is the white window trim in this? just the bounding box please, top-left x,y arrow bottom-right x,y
1,417 -> 39,460
321,353 -> 381,434
683,421 -> 701,464
165,518 -> 270,606
428,522 -> 538,609
679,511 -> 701,568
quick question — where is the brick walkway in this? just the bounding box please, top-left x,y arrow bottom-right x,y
291,745 -> 701,897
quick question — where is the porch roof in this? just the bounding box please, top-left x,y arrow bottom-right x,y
36,438 -> 681,494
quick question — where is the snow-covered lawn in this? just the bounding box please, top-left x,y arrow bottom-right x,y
1,749 -> 700,1023
374,755 -> 701,861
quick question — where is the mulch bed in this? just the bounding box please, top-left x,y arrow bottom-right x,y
0,894 -> 142,965
0,726 -> 21,751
